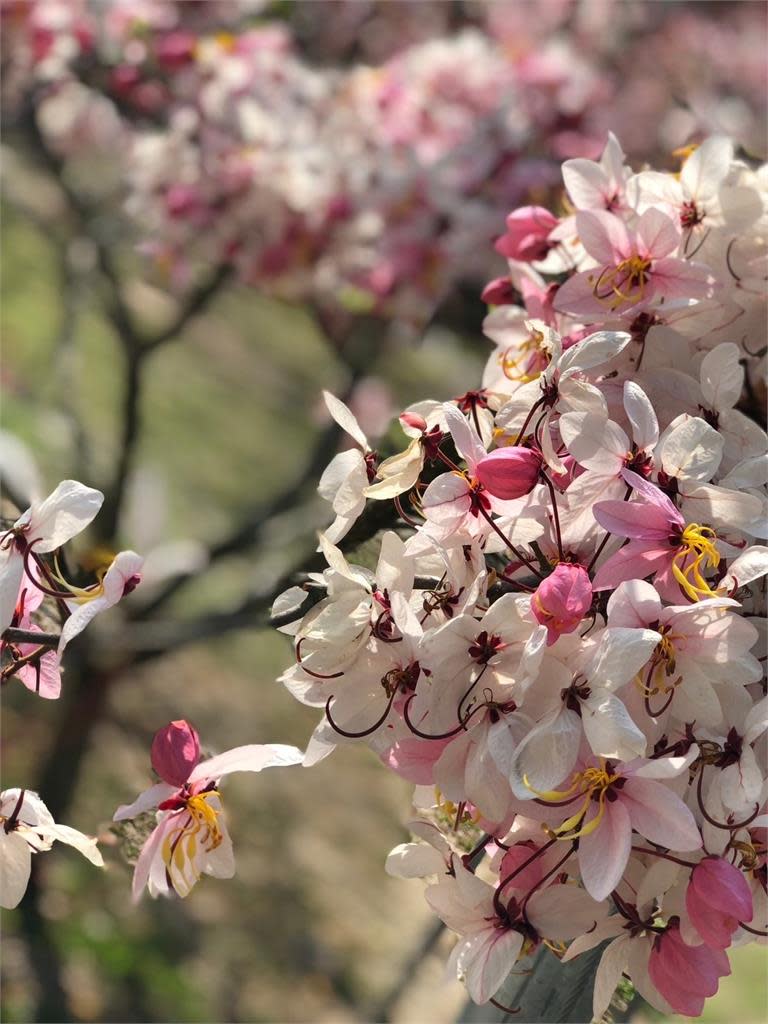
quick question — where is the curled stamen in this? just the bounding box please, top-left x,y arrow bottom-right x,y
402,693 -> 488,741
324,689 -> 398,739
394,493 -> 421,528
489,997 -> 521,1015
725,238 -> 741,283
492,837 -> 557,919
739,922 -> 768,937
696,767 -> 760,831
295,638 -> 345,679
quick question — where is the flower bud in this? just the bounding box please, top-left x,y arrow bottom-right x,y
686,856 -> 754,949
475,447 -> 541,499
531,563 -> 592,645
494,206 -> 558,262
151,720 -> 201,787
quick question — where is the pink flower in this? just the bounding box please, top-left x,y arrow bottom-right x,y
495,206 -> 558,263
114,727 -> 303,900
532,753 -> 702,901
475,447 -> 542,500
151,720 -> 201,788
648,921 -> 731,1017
592,470 -> 721,602
554,208 -> 713,318
686,856 -> 754,949
531,563 -> 592,645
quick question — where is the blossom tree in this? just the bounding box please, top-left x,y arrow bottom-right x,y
1,2 -> 766,1021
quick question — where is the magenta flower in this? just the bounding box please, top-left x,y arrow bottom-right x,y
648,921 -> 731,1017
686,856 -> 754,949
531,563 -> 592,645
592,470 -> 721,602
475,446 -> 542,500
554,208 -> 713,318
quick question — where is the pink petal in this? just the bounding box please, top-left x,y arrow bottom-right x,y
576,210 -> 629,264
652,257 -> 714,300
621,778 -> 702,851
383,737 -> 450,784
636,208 -> 680,259
686,887 -> 737,949
691,857 -> 754,922
593,499 -> 675,541
592,543 -> 674,592
578,798 -> 632,901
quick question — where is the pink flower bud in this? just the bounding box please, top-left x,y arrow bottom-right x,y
494,206 -> 558,263
475,447 -> 541,499
481,276 -> 516,306
400,411 -> 427,432
531,563 -> 592,645
151,720 -> 201,787
686,856 -> 754,949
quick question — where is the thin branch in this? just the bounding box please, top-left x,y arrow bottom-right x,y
2,628 -> 60,647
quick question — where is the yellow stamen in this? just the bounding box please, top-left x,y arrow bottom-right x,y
672,143 -> 699,162
162,791 -> 224,892
524,760 -> 621,841
500,329 -> 548,383
48,553 -> 108,604
590,254 -> 652,311
672,523 -> 720,602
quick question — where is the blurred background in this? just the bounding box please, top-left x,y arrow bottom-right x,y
1,2 -> 766,1022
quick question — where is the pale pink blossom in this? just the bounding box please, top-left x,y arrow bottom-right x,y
114,722 -> 302,900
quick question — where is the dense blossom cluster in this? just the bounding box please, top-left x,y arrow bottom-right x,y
2,0 -> 766,326
274,135 -> 768,1017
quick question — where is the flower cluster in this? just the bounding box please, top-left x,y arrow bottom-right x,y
3,1 -> 765,327
276,134 -> 768,1017
0,480 -> 143,699
0,481 -> 304,906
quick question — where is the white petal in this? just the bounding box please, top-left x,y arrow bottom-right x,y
699,343 -> 743,411
581,691 -> 647,760
559,330 -> 631,375
322,391 -> 368,450
318,450 -> 364,502
442,402 -> 486,471
58,595 -> 108,654
0,549 -> 24,634
509,707 -> 581,798
29,481 -> 104,552
561,918 -> 625,962
679,483 -> 763,530
385,842 -> 445,879
113,782 -> 176,822
527,885 -> 606,940
585,627 -> 661,691
559,412 -> 626,474
0,831 -> 32,909
656,415 -> 723,482
623,381 -> 658,450
189,743 -> 303,783
31,823 -> 103,866
592,935 -> 630,1019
